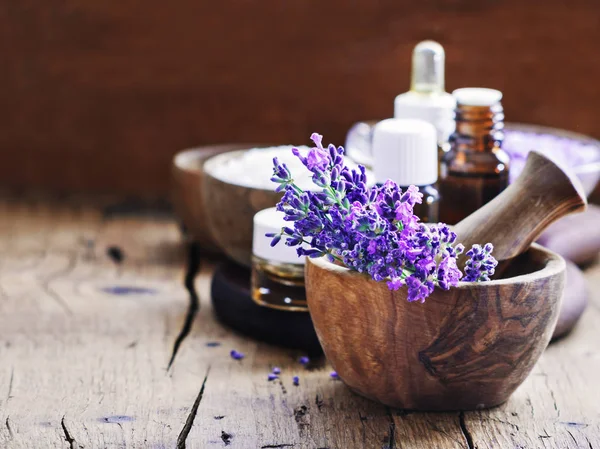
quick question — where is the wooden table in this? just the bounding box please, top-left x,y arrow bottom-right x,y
0,195 -> 599,449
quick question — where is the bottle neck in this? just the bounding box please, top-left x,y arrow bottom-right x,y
450,103 -> 504,152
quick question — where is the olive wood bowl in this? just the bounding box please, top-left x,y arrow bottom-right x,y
202,150 -> 282,267
305,243 -> 565,411
172,144 -> 258,253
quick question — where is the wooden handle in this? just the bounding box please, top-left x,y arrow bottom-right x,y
453,151 -> 587,263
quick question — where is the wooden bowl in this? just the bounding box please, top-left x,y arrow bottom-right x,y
305,244 -> 565,411
202,150 -> 282,267
171,144 -> 256,252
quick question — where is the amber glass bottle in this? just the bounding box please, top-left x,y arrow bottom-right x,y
438,88 -> 510,225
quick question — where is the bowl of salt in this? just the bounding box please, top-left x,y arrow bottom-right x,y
203,145 -> 372,267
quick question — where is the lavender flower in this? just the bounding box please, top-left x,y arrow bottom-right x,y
298,356 -> 310,365
230,350 -> 244,360
330,371 -> 339,380
293,376 -> 300,386
270,133 -> 497,302
267,374 -> 278,381
463,244 -> 498,282
272,367 -> 281,375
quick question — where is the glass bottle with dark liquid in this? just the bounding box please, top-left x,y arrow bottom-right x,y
439,88 -> 510,225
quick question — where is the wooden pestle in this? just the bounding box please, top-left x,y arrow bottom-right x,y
453,151 -> 587,267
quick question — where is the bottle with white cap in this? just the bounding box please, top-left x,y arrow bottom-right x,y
251,207 -> 307,312
372,118 -> 440,223
438,87 -> 510,224
394,41 -> 456,160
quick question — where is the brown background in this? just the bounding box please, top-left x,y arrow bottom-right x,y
1,1 -> 599,195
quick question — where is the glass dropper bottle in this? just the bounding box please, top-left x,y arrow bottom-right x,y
394,41 -> 456,158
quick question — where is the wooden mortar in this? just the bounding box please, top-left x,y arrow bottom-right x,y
172,144 -> 257,253
202,150 -> 282,267
306,151 -> 586,411
306,244 -> 564,410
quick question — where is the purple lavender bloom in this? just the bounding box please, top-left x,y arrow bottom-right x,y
272,367 -> 281,375
293,376 -> 300,386
267,374 -> 278,381
330,371 -> 339,380
464,244 -> 498,282
298,356 -> 310,365
230,350 -> 244,360
269,133 -> 497,302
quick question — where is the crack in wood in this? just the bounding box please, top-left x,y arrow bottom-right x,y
542,374 -> 560,417
176,367 -> 210,449
0,281 -> 8,301
384,407 -> 396,449
168,243 -> 201,371
41,251 -> 78,315
106,246 -> 125,264
315,394 -> 324,412
61,416 -> 77,449
358,412 -> 367,446
260,444 -> 294,448
220,430 -> 232,446
6,367 -> 14,401
459,411 -> 475,449
5,416 -> 13,440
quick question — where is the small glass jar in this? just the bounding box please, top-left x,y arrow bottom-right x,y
251,208 -> 307,312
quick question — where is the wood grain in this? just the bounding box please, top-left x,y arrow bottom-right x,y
0,194 -> 598,448
306,246 -> 564,410
172,144 -> 257,253
202,151 -> 282,267
0,1 -> 599,195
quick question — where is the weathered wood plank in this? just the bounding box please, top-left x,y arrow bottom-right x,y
461,260 -> 600,449
0,197 -> 195,448
0,196 -> 598,448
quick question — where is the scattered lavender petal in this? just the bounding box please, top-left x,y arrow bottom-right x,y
293,376 -> 300,386
298,356 -> 310,365
230,350 -> 244,360
272,367 -> 281,375
330,371 -> 339,380
267,374 -> 278,382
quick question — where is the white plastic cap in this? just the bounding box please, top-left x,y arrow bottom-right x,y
394,92 -> 456,144
453,88 -> 503,107
252,207 -> 306,265
372,118 -> 438,186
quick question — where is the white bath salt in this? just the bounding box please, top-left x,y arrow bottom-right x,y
210,145 -> 372,191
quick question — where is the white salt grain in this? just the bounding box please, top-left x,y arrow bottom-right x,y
210,145 -> 371,190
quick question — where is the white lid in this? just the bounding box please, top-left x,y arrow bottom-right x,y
453,88 -> 502,107
394,91 -> 456,143
372,118 -> 438,186
252,208 -> 306,265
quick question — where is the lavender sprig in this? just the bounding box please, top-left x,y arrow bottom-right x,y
269,133 -> 497,302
